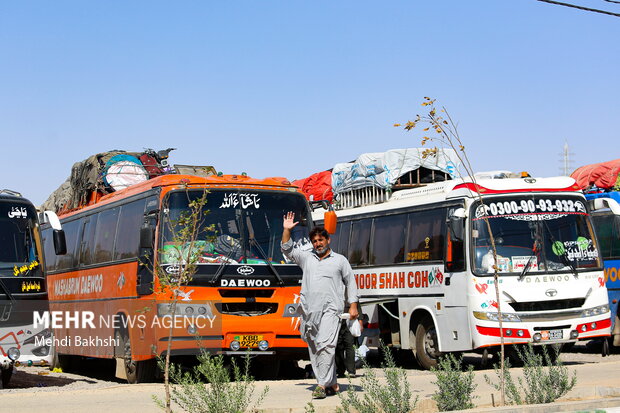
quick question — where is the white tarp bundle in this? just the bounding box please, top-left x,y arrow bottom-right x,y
331,148 -> 461,196
104,160 -> 149,191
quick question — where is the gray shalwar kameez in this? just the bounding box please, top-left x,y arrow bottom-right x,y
281,239 -> 358,388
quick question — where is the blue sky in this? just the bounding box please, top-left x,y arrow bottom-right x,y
1,1 -> 619,205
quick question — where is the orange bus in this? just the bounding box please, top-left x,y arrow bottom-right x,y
41,174 -> 313,382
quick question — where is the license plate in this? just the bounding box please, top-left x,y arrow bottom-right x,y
236,335 -> 263,348
540,329 -> 563,340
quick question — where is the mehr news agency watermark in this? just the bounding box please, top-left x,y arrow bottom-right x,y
32,304 -> 218,348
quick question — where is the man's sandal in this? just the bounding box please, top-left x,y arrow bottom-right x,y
312,386 -> 326,399
325,385 -> 339,396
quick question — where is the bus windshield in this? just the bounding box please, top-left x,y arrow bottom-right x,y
472,195 -> 601,276
161,189 -> 311,265
0,201 -> 41,275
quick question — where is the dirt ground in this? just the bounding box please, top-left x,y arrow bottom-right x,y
3,340 -> 618,393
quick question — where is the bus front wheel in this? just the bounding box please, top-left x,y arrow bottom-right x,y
116,328 -> 155,384
414,316 -> 441,370
1,366 -> 13,388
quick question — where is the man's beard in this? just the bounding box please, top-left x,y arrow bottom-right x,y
314,246 -> 328,256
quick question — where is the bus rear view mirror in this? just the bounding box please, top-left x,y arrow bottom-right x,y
41,210 -> 67,255
448,207 -> 466,242
53,230 -> 67,255
140,224 -> 155,249
324,210 -> 337,234
592,197 -> 620,214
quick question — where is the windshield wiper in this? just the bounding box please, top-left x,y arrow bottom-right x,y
542,220 -> 579,279
0,277 -> 15,301
209,241 -> 240,285
518,254 -> 535,281
246,216 -> 285,286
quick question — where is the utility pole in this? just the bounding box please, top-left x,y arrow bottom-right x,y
559,141 -> 574,176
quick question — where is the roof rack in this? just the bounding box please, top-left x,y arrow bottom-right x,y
0,189 -> 23,197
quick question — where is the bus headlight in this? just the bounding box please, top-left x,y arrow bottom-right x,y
473,311 -> 521,322
258,340 -> 269,351
31,346 -> 50,357
7,347 -> 20,361
581,304 -> 609,318
230,340 -> 241,351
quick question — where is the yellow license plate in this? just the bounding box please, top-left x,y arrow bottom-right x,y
236,335 -> 263,348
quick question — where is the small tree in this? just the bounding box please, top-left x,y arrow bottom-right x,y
395,97 -> 507,404
154,187 -> 212,413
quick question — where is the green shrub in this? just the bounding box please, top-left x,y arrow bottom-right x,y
336,342 -> 418,413
485,344 -> 576,405
431,353 -> 477,411
154,352 -> 269,413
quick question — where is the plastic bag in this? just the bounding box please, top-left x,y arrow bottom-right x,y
347,319 -> 362,337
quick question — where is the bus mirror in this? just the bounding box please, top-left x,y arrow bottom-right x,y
140,224 -> 155,249
53,229 -> 67,255
448,208 -> 466,242
42,210 -> 63,231
324,210 -> 337,234
592,197 -> 620,214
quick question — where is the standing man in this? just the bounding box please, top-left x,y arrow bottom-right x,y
281,212 -> 358,399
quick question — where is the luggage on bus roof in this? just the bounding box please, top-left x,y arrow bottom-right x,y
571,159 -> 620,191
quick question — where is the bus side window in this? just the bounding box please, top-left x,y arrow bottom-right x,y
93,208 -> 120,264
592,215 -> 614,259
349,220 -> 371,266
329,223 -> 340,253
371,214 -> 406,265
114,199 -> 147,260
336,221 -> 351,257
406,209 -> 446,262
613,216 -> 620,259
80,216 -> 98,267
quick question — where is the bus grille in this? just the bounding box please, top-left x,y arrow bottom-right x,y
215,302 -> 278,316
510,298 -> 586,312
218,289 -> 275,298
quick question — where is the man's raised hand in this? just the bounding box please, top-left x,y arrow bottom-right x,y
283,211 -> 299,230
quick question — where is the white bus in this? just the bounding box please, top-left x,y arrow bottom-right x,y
314,175 -> 611,369
0,190 -> 65,387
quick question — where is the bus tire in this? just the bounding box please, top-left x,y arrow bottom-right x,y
1,366 -> 13,388
57,354 -> 77,372
117,328 -> 155,384
414,316 -> 441,370
252,357 -> 281,380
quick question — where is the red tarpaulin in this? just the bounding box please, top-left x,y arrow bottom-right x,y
571,159 -> 620,190
292,170 -> 333,202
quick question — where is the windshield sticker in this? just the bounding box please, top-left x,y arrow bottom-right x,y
552,238 -> 598,261
219,193 -> 260,209
475,199 -> 586,220
481,300 -> 499,309
7,206 -> 27,218
511,256 -> 538,272
13,260 -> 39,276
21,280 -> 41,292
